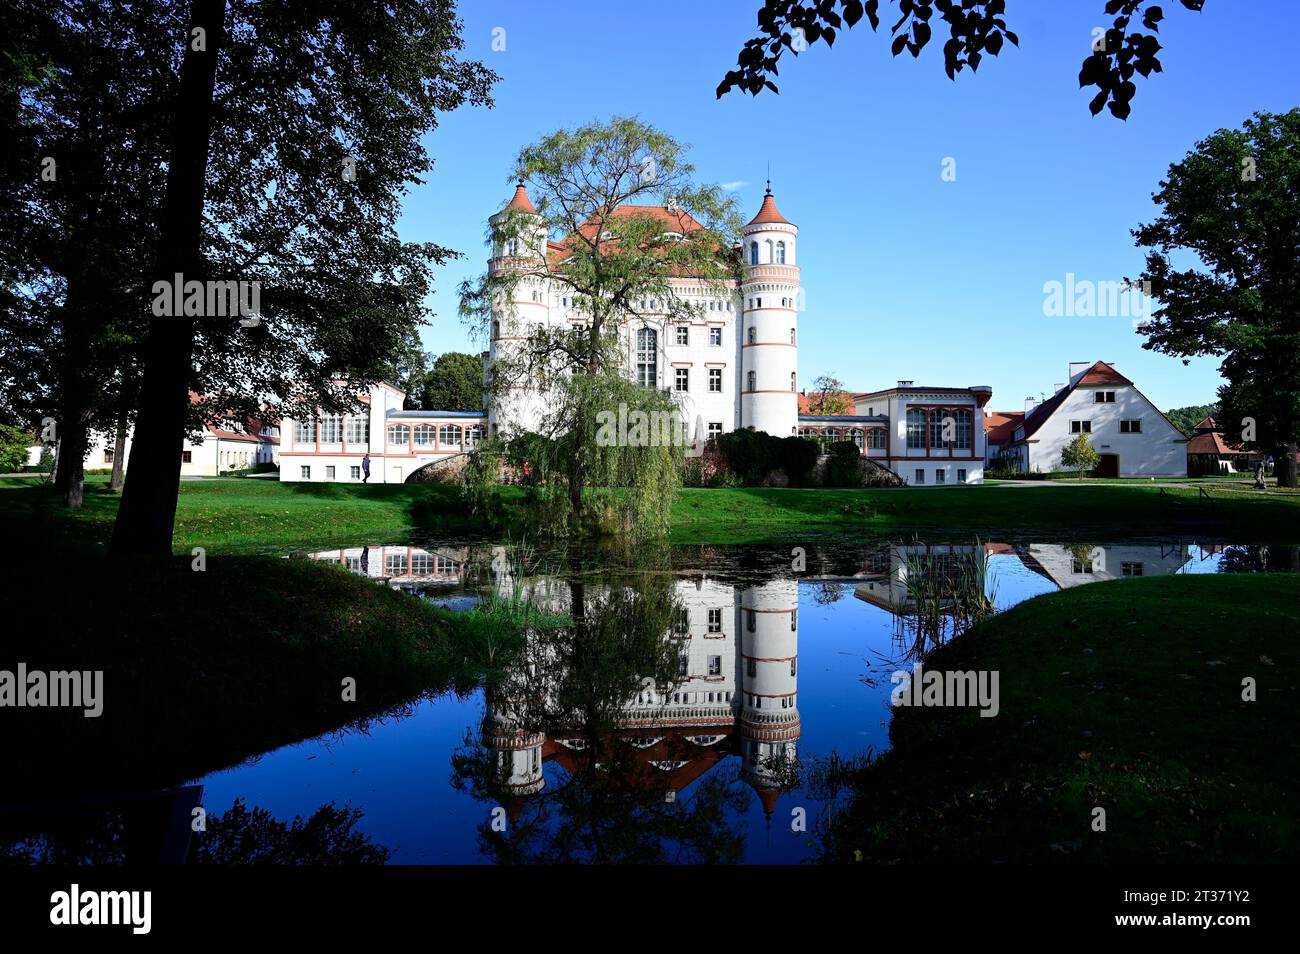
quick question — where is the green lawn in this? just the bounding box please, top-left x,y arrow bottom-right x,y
5,475 -> 1300,552
819,574 -> 1300,864
0,536 -> 531,803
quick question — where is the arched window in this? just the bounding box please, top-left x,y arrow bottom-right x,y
413,424 -> 437,447
438,425 -> 461,448
747,326 -> 756,345
764,239 -> 774,263
906,408 -> 926,449
790,372 -> 796,391
776,241 -> 786,264
850,428 -> 864,450
491,320 -> 500,339
749,242 -> 758,265
867,428 -> 886,450
747,370 -> 756,392
636,327 -> 657,388
387,424 -> 410,447
790,327 -> 796,344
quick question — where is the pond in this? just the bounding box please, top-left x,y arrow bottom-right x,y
175,538 -> 1287,864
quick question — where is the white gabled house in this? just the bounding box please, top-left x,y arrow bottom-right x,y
998,361 -> 1186,477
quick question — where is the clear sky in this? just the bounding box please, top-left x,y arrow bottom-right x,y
400,0 -> 1298,413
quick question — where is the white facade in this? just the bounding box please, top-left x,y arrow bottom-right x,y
832,384 -> 993,486
29,415 -> 278,477
485,185 -> 799,445
1003,362 -> 1186,477
278,381 -> 486,484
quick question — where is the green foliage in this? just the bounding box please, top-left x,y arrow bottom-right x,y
193,799 -> 390,865
824,440 -> 864,488
1164,403 -> 1217,438
718,1 -> 1206,120
1136,110 -> 1300,484
714,429 -> 821,486
460,437 -> 506,522
418,351 -> 484,411
0,424 -> 32,472
1060,432 -> 1101,477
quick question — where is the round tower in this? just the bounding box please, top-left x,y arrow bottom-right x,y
740,184 -> 800,437
487,182 -> 551,438
738,579 -> 800,817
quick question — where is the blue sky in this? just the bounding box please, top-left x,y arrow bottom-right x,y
401,0 -> 1298,412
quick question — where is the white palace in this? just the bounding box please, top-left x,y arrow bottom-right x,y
278,184 -> 996,486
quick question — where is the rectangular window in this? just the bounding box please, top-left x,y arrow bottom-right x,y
708,422 -> 723,441
1122,561 -> 1144,576
295,418 -> 314,444
1120,419 -> 1142,433
678,655 -> 689,676
906,409 -> 926,449
957,469 -> 967,483
386,553 -> 407,576
1070,420 -> 1092,434
350,466 -> 361,479
325,465 -> 336,480
707,655 -> 722,677
709,327 -> 722,347
347,415 -> 368,445
866,429 -> 885,450
708,368 -> 723,392
935,469 -> 946,484
1072,558 -> 1094,574
102,450 -> 114,464
914,469 -> 925,484
747,658 -> 756,678
300,466 -> 311,479
676,325 -> 689,345
320,414 -> 343,443
1094,391 -> 1116,403
182,450 -> 192,463
675,367 -> 690,392
707,608 -> 722,633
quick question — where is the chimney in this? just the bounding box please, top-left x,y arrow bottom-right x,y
1054,382 -> 1065,394
1068,361 -> 1091,380
897,379 -> 913,388
1024,396 -> 1038,413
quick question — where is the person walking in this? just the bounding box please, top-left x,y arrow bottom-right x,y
362,453 -> 371,484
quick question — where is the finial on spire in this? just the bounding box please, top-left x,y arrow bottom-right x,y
765,161 -> 772,195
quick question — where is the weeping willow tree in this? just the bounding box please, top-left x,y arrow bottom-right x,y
459,116 -> 743,538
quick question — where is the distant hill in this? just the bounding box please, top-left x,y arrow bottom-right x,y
1165,404 -> 1218,438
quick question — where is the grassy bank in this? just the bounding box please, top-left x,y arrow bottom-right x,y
0,534 -> 518,804
5,475 -> 1300,552
819,574 -> 1300,864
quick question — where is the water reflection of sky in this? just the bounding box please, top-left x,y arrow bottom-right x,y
192,543 -> 1256,864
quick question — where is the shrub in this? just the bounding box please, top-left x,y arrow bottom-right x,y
714,429 -> 820,487
825,441 -> 863,487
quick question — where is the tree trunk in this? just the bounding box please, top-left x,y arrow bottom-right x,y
109,0 -> 226,557
109,417 -> 127,492
54,419 -> 87,509
1275,443 -> 1298,488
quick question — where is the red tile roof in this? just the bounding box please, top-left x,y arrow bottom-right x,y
798,391 -> 854,415
503,182 -> 537,214
984,411 -> 1024,445
1076,361 -> 1132,387
746,190 -> 792,227
1187,430 -> 1245,456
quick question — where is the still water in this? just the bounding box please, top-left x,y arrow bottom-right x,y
181,539 -> 1268,864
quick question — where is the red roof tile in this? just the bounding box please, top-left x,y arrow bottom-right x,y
504,182 -> 536,214
746,190 -> 792,227
984,411 -> 1024,445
